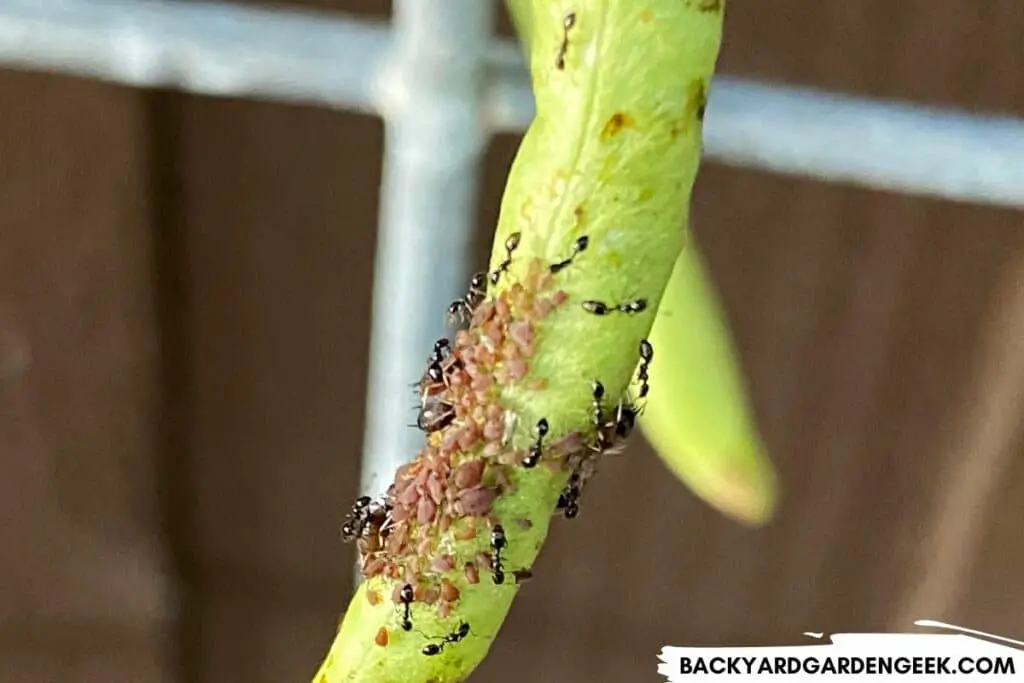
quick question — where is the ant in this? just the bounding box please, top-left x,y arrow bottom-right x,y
556,472 -> 581,519
555,12 -> 577,70
416,393 -> 456,433
521,418 -> 549,469
414,338 -> 461,433
415,340 -> 460,396
590,380 -> 606,430
581,298 -> 648,316
399,583 -> 414,632
426,337 -> 452,367
636,338 -> 653,399
490,524 -> 508,585
422,621 -> 471,656
489,232 -> 522,286
340,496 -> 373,542
590,379 -> 640,451
355,500 -> 392,556
549,235 -> 589,274
447,272 -> 489,324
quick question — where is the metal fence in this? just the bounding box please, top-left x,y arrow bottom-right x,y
4,0 -> 1023,520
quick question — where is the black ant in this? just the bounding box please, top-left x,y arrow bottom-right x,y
447,272 -> 488,324
581,298 -> 648,316
422,621 -> 471,656
414,339 -> 461,433
414,343 -> 459,396
521,418 -> 549,468
636,338 -> 653,399
590,380 -> 639,452
340,496 -> 373,542
399,583 -> 414,632
416,393 -> 456,433
490,524 -> 507,585
555,11 -> 577,70
590,380 -> 606,430
489,232 -> 522,286
427,338 -> 451,366
549,235 -> 589,274
556,472 -> 581,519
355,499 -> 392,556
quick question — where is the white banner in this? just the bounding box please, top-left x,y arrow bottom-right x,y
658,621 -> 1023,682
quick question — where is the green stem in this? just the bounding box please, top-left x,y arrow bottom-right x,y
313,2 -> 726,681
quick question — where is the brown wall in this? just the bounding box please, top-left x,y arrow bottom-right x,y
1,1 -> 1022,681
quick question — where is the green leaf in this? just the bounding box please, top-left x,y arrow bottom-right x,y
636,237 -> 778,526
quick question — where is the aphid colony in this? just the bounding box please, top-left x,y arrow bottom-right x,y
338,10 -> 658,658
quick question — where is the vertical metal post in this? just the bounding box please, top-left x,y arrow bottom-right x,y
360,2 -> 495,501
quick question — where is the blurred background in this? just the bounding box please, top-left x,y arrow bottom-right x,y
1,1 -> 1023,681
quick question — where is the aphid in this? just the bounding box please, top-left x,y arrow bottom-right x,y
581,298 -> 648,316
447,272 -> 489,324
490,524 -> 508,585
521,417 -> 550,468
549,235 -> 589,274
636,338 -> 653,398
489,232 -> 522,286
375,626 -> 389,647
399,583 -> 414,632
512,569 -> 534,583
340,495 -> 373,542
555,11 -> 577,70
556,472 -> 581,519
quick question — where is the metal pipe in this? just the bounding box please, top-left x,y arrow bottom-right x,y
0,0 -> 386,113
1,0 -> 1023,208
359,1 -> 494,504
702,78 -> 1024,209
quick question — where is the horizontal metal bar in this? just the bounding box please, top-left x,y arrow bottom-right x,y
703,78 -> 1024,208
1,0 -> 1022,208
0,0 -> 386,113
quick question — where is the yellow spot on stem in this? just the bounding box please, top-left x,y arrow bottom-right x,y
573,204 -> 586,227
549,171 -> 569,199
600,112 -> 635,140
